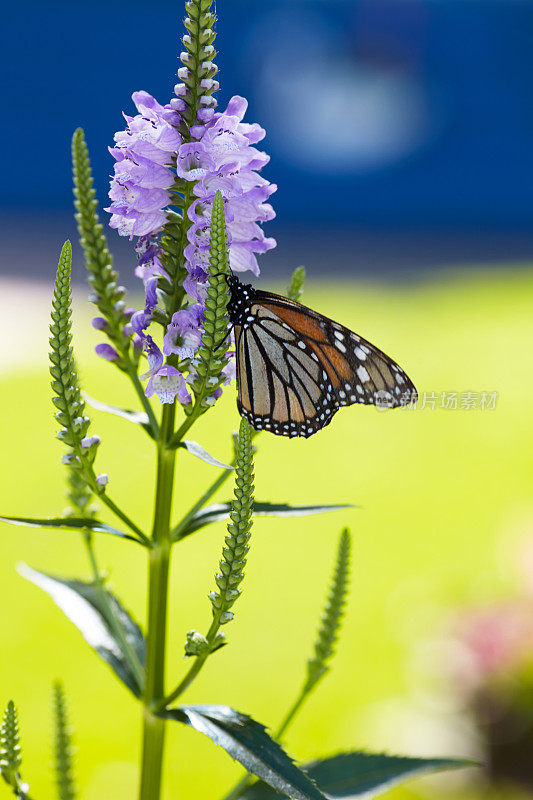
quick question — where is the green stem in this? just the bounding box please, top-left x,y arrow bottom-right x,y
125,363 -> 160,437
172,430 -> 260,541
172,458 -> 236,541
83,533 -> 145,693
275,690 -> 307,740
70,434 -> 150,545
98,492 -> 150,545
168,402 -> 204,450
139,403 -> 177,800
219,688 -> 309,800
158,615 -> 220,710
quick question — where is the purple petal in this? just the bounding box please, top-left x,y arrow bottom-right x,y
176,142 -> 214,181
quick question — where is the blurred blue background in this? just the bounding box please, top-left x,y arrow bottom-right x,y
3,0 -> 533,280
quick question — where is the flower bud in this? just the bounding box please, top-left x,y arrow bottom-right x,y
80,435 -> 101,449
171,98 -> 187,113
200,78 -> 218,91
96,473 -> 108,487
196,108 -> 214,124
95,343 -> 119,362
184,629 -> 210,657
91,316 -> 108,331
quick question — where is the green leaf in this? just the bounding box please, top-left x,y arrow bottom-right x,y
52,682 -> 76,800
237,751 -> 474,800
175,502 -> 354,540
18,565 -> 145,696
82,393 -> 153,437
0,516 -> 144,546
163,705 -> 328,800
180,440 -> 233,470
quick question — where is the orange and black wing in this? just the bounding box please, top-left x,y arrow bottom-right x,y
234,290 -> 417,438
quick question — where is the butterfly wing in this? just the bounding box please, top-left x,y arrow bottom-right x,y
234,308 -> 339,438
256,290 -> 417,408
234,290 -> 417,438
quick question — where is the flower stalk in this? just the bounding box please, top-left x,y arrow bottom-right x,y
159,418 -> 254,710
139,404 -> 177,800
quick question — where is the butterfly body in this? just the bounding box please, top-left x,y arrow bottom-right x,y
226,274 -> 417,438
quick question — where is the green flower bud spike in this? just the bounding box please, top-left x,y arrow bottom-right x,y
49,242 -> 149,546
72,130 -> 159,435
49,242 -> 96,477
179,0 -> 218,135
190,189 -> 231,403
52,682 -> 76,800
158,0 -> 219,306
169,189 -> 230,447
274,529 -> 351,739
0,701 -> 21,779
0,700 -> 29,799
305,528 -> 351,691
287,265 -> 306,302
210,417 -> 255,624
72,129 -> 130,368
161,419 -> 253,707
65,465 -> 95,519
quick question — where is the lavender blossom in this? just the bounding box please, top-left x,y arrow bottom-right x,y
163,304 -> 204,359
182,95 -> 277,284
106,92 -> 180,239
106,84 -> 276,406
145,366 -> 192,405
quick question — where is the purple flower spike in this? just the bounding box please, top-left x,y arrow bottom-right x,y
182,95 -> 277,301
95,343 -> 119,362
106,91 -> 181,239
105,81 -> 274,405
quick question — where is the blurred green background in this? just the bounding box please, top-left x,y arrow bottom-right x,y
1,268 -> 531,799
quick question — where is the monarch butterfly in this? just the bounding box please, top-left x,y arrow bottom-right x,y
225,273 -> 417,438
